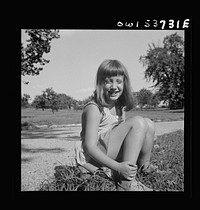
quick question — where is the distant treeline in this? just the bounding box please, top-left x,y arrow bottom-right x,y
21,87 -> 174,113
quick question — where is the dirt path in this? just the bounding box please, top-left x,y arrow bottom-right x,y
21,120 -> 184,191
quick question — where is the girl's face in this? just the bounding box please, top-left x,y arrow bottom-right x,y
103,75 -> 124,105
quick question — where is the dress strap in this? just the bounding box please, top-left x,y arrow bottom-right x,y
83,101 -> 104,116
84,101 -> 98,109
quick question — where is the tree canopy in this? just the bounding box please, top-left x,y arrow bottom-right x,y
31,87 -> 79,113
139,33 -> 184,109
21,94 -> 31,108
137,88 -> 153,107
21,29 -> 60,76
134,89 -> 160,109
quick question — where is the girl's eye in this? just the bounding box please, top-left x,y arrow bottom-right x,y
116,79 -> 123,84
104,79 -> 112,84
104,79 -> 123,85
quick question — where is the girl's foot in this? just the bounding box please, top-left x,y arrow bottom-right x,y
117,180 -> 153,191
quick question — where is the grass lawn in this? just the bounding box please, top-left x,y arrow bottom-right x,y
137,129 -> 184,191
21,108 -> 82,126
126,108 -> 184,122
21,107 -> 184,127
39,129 -> 184,191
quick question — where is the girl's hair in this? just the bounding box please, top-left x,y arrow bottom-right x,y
93,59 -> 134,111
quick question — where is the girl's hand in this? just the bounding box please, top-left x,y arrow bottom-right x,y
117,162 -> 137,180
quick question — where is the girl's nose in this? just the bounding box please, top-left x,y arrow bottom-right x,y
110,85 -> 117,90
111,82 -> 117,89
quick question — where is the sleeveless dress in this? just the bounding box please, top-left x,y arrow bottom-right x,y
75,101 -> 124,167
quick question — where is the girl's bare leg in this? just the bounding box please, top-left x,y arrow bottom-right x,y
107,116 -> 152,164
82,116 -> 155,183
107,116 -> 155,190
137,118 -> 155,170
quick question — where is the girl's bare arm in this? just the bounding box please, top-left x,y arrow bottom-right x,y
82,105 -> 119,172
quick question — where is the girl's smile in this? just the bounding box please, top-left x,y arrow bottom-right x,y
103,75 -> 124,104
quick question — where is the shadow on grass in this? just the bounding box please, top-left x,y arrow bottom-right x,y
21,144 -> 67,164
21,128 -> 78,140
167,110 -> 184,114
22,147 -> 65,154
65,136 -> 80,140
21,143 -> 66,154
21,157 -> 34,163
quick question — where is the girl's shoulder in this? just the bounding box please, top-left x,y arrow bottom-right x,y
84,101 -> 98,108
82,101 -> 103,122
84,100 -> 104,113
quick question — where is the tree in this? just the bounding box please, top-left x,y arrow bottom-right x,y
132,91 -> 138,108
21,29 -> 60,76
31,88 -> 77,113
150,91 -> 161,108
21,94 -> 31,108
137,88 -> 153,108
31,95 -> 46,111
42,87 -> 59,113
56,93 -> 74,109
139,33 -> 184,109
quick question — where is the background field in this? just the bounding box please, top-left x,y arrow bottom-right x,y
21,108 -> 184,126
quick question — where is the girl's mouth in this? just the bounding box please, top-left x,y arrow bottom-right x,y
109,91 -> 120,97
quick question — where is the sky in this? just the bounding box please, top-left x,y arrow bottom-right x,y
21,29 -> 184,102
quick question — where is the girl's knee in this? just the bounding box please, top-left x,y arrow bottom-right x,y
127,116 -> 149,132
144,118 -> 155,134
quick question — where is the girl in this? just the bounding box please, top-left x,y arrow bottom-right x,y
75,59 -> 155,191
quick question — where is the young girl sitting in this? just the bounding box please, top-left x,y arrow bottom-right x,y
75,59 -> 155,191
